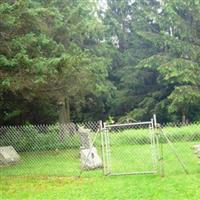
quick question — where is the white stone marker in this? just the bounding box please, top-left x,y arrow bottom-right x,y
0,146 -> 20,166
79,127 -> 102,170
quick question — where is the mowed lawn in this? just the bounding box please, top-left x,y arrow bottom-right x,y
1,173 -> 200,200
1,141 -> 200,200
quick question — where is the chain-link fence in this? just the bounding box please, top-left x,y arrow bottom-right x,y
0,120 -> 200,177
159,122 -> 200,176
102,121 -> 200,176
0,121 -> 103,177
102,121 -> 158,176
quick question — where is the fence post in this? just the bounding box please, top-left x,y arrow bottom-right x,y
101,122 -> 107,175
153,114 -> 157,128
153,114 -> 164,177
99,120 -> 103,131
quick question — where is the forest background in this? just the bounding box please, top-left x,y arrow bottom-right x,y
1,0 -> 200,125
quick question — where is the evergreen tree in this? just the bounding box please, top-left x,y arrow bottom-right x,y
0,0 -> 110,124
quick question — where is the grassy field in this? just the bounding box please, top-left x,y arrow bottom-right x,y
1,142 -> 200,200
1,124 -> 200,199
1,141 -> 199,176
1,173 -> 200,200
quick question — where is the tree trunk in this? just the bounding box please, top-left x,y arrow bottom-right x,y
65,97 -> 70,123
58,96 -> 70,124
58,96 -> 70,140
181,111 -> 186,124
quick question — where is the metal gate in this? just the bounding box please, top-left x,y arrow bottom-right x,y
101,119 -> 160,176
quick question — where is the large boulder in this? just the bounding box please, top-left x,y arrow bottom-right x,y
0,146 -> 20,166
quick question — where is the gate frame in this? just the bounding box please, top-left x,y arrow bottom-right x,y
101,117 -> 160,176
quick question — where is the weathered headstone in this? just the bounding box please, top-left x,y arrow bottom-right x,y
79,127 -> 92,149
0,146 -> 20,166
193,144 -> 200,164
79,127 -> 102,170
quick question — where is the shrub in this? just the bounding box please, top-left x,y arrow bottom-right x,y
0,125 -> 80,152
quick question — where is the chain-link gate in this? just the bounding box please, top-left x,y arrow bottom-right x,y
101,119 -> 160,176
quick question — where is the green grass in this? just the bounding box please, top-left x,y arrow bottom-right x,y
1,124 -> 200,199
1,141 -> 199,177
1,173 -> 200,200
0,149 -> 81,176
1,142 -> 200,200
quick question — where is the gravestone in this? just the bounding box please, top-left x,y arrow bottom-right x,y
193,144 -> 200,164
0,146 -> 20,166
79,127 -> 92,149
79,127 -> 102,170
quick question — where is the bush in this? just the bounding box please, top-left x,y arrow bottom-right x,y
0,124 -> 80,152
1,123 -> 200,152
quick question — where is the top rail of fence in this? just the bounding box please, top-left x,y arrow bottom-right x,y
104,121 -> 152,128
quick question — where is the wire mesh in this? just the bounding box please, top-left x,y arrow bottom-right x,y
0,122 -> 102,177
0,121 -> 200,177
158,122 -> 200,175
102,121 -> 158,175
